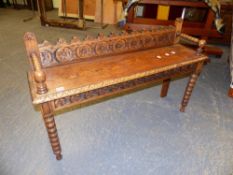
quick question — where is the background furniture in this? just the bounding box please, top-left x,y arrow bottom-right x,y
58,0 -> 96,20
95,0 -> 123,24
229,18 -> 233,98
209,0 -> 233,44
37,0 -> 86,29
127,0 -> 233,44
27,0 -> 53,11
58,0 -> 123,24
0,0 -> 10,7
38,0 -> 120,29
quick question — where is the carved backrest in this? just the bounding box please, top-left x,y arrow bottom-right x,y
37,26 -> 176,68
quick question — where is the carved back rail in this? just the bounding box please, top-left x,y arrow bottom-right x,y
36,26 -> 176,68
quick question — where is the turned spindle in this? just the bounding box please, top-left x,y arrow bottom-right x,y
180,62 -> 204,112
175,18 -> 183,43
41,102 -> 62,160
180,33 -> 199,44
197,39 -> 206,55
180,74 -> 198,112
180,33 -> 206,55
31,53 -> 48,94
24,32 -> 48,94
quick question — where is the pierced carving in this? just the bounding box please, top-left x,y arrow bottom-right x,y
97,33 -> 105,39
41,40 -> 51,47
85,35 -> 94,41
56,47 -> 74,62
76,44 -> 93,59
120,31 -> 128,36
71,36 -> 81,44
129,38 -> 141,49
113,39 -> 127,52
143,35 -> 154,47
38,27 -> 176,68
158,34 -> 168,43
109,32 -> 117,37
40,50 -> 55,66
54,97 -> 71,107
57,38 -> 67,45
95,41 -> 109,55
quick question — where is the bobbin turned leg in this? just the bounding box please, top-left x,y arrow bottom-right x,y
160,78 -> 171,98
41,102 -> 62,160
180,74 -> 199,112
180,62 -> 204,112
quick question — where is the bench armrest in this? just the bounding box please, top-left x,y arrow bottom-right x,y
180,33 -> 206,55
24,32 -> 48,95
31,53 -> 48,95
175,18 -> 206,55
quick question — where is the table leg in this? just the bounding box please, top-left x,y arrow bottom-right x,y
160,78 -> 171,97
41,102 -> 62,160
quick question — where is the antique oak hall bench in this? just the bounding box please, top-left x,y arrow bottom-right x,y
24,19 -> 208,160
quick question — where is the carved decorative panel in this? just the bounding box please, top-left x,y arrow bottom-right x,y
53,64 -> 194,109
38,26 -> 176,68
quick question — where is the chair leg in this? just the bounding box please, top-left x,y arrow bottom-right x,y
160,78 -> 170,97
180,74 -> 198,112
41,102 -> 62,160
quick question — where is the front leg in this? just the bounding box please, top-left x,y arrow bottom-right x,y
41,102 -> 62,160
180,62 -> 204,112
180,74 -> 199,112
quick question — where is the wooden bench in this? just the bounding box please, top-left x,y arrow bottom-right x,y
24,19 -> 208,160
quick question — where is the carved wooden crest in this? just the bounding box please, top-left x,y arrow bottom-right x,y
38,26 -> 176,68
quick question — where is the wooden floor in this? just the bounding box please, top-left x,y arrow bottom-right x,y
0,8 -> 233,175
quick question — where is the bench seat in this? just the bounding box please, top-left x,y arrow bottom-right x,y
28,44 -> 206,105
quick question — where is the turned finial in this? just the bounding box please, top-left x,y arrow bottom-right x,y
57,38 -> 67,45
197,39 -> 206,55
24,32 -> 48,94
85,35 -> 94,41
175,18 -> 183,43
71,36 -> 81,44
31,53 -> 48,94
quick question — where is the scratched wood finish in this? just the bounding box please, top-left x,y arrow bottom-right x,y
24,24 -> 208,160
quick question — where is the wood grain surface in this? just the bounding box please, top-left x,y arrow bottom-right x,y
28,44 -> 207,104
